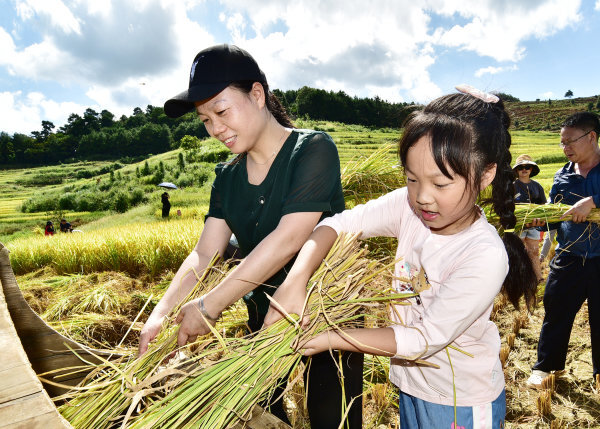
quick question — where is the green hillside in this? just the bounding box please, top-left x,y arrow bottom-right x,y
0,121 -> 567,244
506,95 -> 600,131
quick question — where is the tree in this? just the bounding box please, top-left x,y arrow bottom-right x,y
180,135 -> 202,151
172,120 -> 208,146
31,120 -> 56,142
564,89 -> 573,98
84,108 -> 100,129
178,152 -> 185,170
494,92 -> 520,102
60,113 -> 86,139
0,132 -> 14,164
100,109 -> 115,128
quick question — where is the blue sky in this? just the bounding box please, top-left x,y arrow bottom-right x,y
1,0 -> 599,135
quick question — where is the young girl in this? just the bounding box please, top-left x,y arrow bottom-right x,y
266,86 -> 537,428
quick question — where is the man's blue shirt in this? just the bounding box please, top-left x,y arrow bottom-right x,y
547,161 -> 600,258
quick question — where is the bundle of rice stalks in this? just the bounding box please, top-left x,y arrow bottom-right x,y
341,144 -> 404,208
58,234 -> 413,428
487,202 -> 600,233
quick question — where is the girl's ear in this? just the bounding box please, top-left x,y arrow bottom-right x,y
480,163 -> 497,191
249,82 -> 266,109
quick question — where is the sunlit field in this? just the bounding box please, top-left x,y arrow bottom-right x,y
4,124 -> 596,428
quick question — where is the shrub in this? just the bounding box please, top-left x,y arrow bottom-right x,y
21,195 -> 57,212
20,173 -> 65,186
130,188 -> 146,206
113,192 -> 130,213
58,193 -> 77,211
76,192 -> 110,212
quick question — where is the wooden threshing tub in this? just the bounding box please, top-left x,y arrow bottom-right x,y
0,242 -> 289,429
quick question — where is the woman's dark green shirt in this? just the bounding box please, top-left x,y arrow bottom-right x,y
207,129 -> 345,316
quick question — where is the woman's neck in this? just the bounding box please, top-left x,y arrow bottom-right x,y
247,117 -> 289,165
517,177 -> 531,184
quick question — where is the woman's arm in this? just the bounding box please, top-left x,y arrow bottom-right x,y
175,211 -> 324,346
299,327 -> 397,357
138,217 -> 231,355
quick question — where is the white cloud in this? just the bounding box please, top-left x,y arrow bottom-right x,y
474,64 -> 518,78
0,90 -> 87,134
217,0 -> 440,102
0,0 -> 590,134
540,91 -> 554,99
596,0 -> 600,10
432,0 -> 581,61
15,0 -> 82,34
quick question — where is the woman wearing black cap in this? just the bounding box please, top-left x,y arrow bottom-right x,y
139,44 -> 363,428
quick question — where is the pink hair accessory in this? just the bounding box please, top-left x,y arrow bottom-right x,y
455,84 -> 499,103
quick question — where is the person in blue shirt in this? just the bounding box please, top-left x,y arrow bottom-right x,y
527,112 -> 600,387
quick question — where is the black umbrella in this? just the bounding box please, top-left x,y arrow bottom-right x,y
158,182 -> 178,189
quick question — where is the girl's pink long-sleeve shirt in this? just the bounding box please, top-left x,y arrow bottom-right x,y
318,187 -> 507,406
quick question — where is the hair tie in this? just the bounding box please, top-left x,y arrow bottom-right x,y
455,84 -> 499,104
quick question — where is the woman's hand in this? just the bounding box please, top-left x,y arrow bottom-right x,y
138,313 -> 166,355
175,298 -> 216,347
263,280 -> 309,328
563,196 -> 595,223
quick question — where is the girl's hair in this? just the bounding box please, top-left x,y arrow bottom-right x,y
229,80 -> 294,128
398,93 -> 537,311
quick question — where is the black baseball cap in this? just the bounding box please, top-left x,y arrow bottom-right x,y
164,44 -> 266,118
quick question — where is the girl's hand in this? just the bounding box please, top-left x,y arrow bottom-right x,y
263,281 -> 310,328
563,196 -> 595,223
138,313 -> 165,355
175,298 -> 216,347
297,331 -> 340,356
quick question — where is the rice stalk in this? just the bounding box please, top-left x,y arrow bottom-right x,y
341,144 -> 404,208
486,202 -> 600,233
58,234 -> 414,429
499,344 -> 510,369
536,389 -> 552,416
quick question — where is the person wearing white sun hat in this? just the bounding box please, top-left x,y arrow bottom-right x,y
512,154 -> 546,282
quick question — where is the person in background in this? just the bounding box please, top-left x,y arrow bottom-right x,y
138,44 -> 363,428
276,86 -> 537,428
527,112 -> 600,388
44,221 -> 55,236
161,192 -> 171,218
59,219 -> 72,233
513,154 -> 546,282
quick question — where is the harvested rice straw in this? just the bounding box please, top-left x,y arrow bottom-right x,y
487,202 -> 600,233
341,144 -> 404,207
58,234 -> 414,429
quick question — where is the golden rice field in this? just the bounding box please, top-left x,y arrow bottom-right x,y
4,126 -> 598,428
8,218 -> 202,277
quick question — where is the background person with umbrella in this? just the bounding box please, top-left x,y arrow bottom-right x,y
161,192 -> 171,218
159,182 -> 177,218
